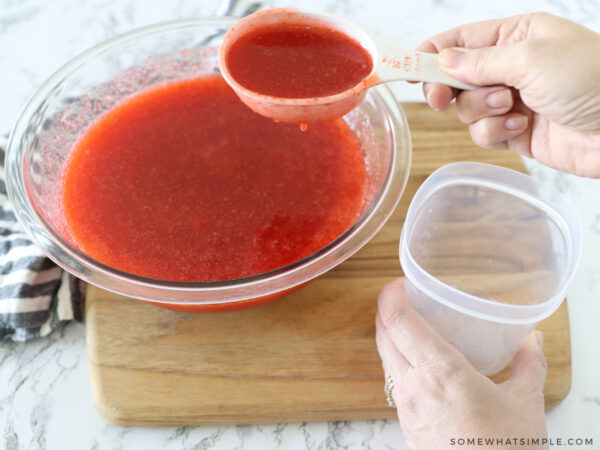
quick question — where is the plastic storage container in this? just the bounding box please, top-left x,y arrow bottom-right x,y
400,162 -> 582,374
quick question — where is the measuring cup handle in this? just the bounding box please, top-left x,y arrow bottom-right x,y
373,42 -> 476,91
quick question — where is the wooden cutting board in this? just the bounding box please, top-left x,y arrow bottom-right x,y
85,103 -> 571,427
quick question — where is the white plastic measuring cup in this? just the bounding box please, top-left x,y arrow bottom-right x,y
219,8 -> 475,123
400,162 -> 582,375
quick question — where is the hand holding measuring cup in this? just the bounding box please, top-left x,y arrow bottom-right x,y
219,8 -> 474,124
419,12 -> 600,178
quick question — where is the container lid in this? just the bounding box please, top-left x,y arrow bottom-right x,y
399,162 -> 582,324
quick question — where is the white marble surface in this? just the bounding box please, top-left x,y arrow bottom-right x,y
1,0 -> 600,448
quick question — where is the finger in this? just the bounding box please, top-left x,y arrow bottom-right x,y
377,278 -> 466,368
455,87 -> 514,124
416,15 -> 530,53
376,312 -> 411,382
416,15 -> 535,88
376,314 -> 409,412
438,43 -> 527,88
423,82 -> 456,112
468,113 -> 529,148
479,140 -> 509,151
503,331 -> 547,395
504,96 -> 535,158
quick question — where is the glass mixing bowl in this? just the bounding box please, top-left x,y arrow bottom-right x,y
5,19 -> 411,312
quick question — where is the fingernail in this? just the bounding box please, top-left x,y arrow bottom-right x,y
486,89 -> 511,109
423,83 -> 432,103
505,115 -> 528,130
423,84 -> 442,112
535,330 -> 544,350
438,48 -> 466,69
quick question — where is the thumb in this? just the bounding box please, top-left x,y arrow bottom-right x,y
438,45 -> 523,87
504,330 -> 548,394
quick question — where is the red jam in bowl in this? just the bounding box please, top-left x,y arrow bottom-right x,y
225,23 -> 373,98
61,76 -> 367,283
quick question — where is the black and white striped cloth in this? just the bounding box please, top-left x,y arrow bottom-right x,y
1,136 -> 85,342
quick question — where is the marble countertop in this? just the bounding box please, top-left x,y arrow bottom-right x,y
1,0 -> 600,448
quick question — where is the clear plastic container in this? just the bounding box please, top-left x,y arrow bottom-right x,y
400,162 -> 582,374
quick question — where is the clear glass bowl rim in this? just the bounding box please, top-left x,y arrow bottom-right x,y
5,18 -> 412,305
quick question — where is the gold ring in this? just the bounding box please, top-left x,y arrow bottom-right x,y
384,375 -> 396,408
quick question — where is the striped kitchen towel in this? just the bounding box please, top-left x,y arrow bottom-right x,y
1,135 -> 85,342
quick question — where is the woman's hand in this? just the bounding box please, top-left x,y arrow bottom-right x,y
376,278 -> 549,450
418,12 -> 600,178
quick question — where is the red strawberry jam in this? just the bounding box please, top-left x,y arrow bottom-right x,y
61,76 -> 367,282
226,23 -> 373,98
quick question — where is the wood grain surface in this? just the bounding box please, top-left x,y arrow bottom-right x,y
85,103 -> 571,427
